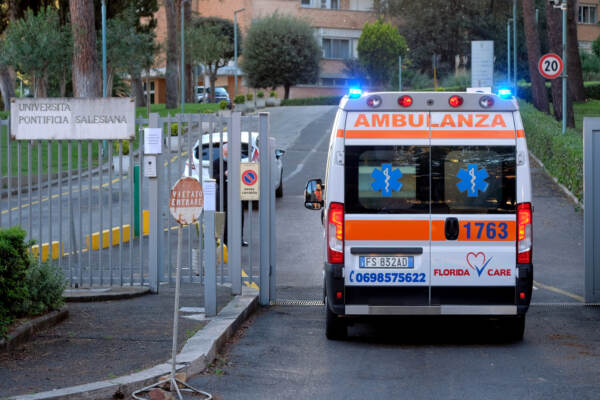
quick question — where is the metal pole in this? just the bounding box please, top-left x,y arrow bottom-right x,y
584,117 -> 600,303
259,112 -> 271,305
171,226 -> 183,380
234,12 -> 238,96
203,188 -> 217,316
181,1 -> 186,114
513,0 -> 517,95
148,114 -> 160,293
229,112 -> 242,295
269,137 -> 276,302
102,0 -> 108,157
562,0 -> 567,134
507,19 -> 511,84
398,56 -> 402,91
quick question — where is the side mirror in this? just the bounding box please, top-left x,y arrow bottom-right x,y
304,179 -> 324,210
275,149 -> 285,159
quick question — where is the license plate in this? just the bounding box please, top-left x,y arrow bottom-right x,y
359,256 -> 414,269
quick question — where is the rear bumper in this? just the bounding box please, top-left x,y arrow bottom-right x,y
325,262 -> 533,316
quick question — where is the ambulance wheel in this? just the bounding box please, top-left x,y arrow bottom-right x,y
276,171 -> 283,198
504,315 -> 525,342
325,297 -> 347,340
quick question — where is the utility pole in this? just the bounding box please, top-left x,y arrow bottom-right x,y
507,19 -> 512,84
234,8 -> 245,97
561,0 -> 567,134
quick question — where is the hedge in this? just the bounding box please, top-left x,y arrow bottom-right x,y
281,96 -> 343,106
517,81 -> 600,103
518,100 -> 583,202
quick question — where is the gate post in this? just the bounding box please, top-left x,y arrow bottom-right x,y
584,117 -> 600,303
269,136 -> 277,302
229,112 -> 242,295
148,113 -> 161,293
259,113 -> 271,305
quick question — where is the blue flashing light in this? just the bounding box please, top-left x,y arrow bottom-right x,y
497,88 -> 513,99
348,88 -> 362,99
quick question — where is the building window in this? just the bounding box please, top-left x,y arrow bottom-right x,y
578,4 -> 597,24
320,78 -> 350,87
143,80 -> 156,104
301,0 -> 311,7
322,38 -> 351,59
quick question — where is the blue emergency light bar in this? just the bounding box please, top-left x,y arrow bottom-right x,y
497,88 -> 513,99
348,88 -> 362,99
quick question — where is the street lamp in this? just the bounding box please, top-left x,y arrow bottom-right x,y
513,0 -> 517,95
507,18 -> 512,85
101,0 -> 107,157
181,0 -> 190,114
234,8 -> 245,97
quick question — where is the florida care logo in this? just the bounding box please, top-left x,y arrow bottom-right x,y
433,252 -> 512,278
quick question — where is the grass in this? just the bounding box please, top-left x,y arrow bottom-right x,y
572,99 -> 600,132
0,103 -> 217,176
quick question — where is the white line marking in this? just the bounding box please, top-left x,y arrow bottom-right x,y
283,130 -> 330,183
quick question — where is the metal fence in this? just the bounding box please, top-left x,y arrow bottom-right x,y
0,111 -> 274,304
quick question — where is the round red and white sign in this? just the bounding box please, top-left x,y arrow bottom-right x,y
538,53 -> 563,80
169,177 -> 204,225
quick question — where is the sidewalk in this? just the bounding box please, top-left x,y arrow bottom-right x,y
0,283 -> 239,398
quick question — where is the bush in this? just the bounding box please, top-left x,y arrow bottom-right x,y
518,100 -> 583,201
113,140 -> 130,156
269,90 -> 277,98
280,96 -> 342,106
257,91 -> 265,98
234,95 -> 246,104
0,227 -> 32,337
219,100 -> 228,110
169,122 -> 188,137
24,262 -> 66,316
246,93 -> 253,101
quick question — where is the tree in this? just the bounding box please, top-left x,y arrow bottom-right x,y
566,0 -> 586,102
2,7 -> 71,97
594,35 -> 600,58
165,0 -> 179,108
242,13 -> 320,99
357,20 -> 407,88
70,0 -> 100,97
187,16 -> 239,102
546,3 -> 575,127
522,0 -> 549,113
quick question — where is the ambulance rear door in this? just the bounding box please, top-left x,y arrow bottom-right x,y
343,111 -> 431,311
429,111 -> 518,312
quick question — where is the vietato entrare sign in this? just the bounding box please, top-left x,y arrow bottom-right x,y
169,177 -> 204,225
10,97 -> 135,140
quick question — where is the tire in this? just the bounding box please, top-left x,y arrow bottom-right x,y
504,315 -> 525,342
325,297 -> 347,340
275,170 -> 283,198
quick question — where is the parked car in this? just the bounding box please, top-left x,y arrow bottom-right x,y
196,86 -> 232,108
183,132 -> 285,197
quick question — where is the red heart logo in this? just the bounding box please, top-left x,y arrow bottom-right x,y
466,252 -> 486,270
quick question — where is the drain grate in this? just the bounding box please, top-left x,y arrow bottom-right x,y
272,299 -> 324,306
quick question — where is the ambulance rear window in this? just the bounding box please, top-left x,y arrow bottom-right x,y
431,146 -> 516,214
345,146 -> 429,214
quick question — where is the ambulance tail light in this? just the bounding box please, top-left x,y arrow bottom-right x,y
517,202 -> 532,264
449,95 -> 464,108
327,202 -> 344,264
398,95 -> 413,107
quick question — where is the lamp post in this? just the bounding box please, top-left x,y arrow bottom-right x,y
507,18 -> 512,85
181,0 -> 190,114
513,0 -> 517,95
561,0 -> 567,134
234,8 -> 245,97
101,0 -> 107,157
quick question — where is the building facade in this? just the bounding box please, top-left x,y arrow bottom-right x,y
147,0 -> 377,103
577,0 -> 600,52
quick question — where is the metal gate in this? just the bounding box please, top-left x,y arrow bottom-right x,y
0,110 -> 276,305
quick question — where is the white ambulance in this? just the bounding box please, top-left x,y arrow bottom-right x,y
305,90 -> 533,341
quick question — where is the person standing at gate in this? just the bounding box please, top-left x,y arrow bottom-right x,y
212,143 -> 247,247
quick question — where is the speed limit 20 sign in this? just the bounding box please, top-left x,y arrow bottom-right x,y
538,53 -> 563,79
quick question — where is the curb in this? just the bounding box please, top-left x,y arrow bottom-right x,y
64,287 -> 151,302
0,308 -> 69,353
11,287 -> 259,400
528,151 -> 583,210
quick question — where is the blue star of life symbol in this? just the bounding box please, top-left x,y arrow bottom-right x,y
457,163 -> 489,197
371,163 -> 402,197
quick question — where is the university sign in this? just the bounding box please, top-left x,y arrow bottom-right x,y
10,97 -> 136,140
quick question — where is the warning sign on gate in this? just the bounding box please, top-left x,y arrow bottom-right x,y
240,162 -> 260,201
169,177 -> 204,225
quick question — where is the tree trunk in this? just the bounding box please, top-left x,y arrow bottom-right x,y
0,65 -> 16,111
165,0 -> 179,109
522,0 -> 549,113
567,0 -> 586,102
59,70 -> 67,97
70,0 -> 101,97
209,72 -> 217,103
132,74 -> 146,108
545,4 -> 575,128
184,1 -> 194,104
284,84 -> 290,100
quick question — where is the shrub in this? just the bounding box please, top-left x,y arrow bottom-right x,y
234,95 -> 246,104
169,122 -> 187,137
518,100 -> 583,201
24,262 -> 66,316
219,100 -> 228,110
0,227 -> 32,337
269,90 -> 277,98
280,96 -> 342,106
257,91 -> 265,98
246,93 -> 253,101
113,140 -> 130,156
